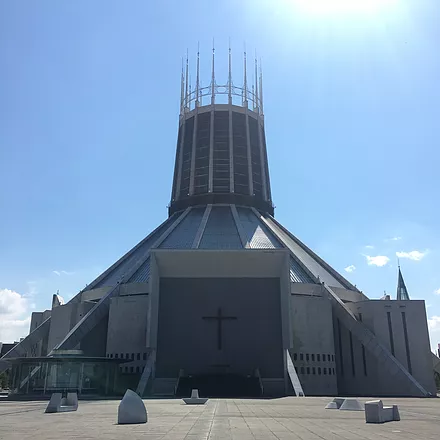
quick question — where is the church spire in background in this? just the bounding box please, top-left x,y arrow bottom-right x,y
397,263 -> 410,300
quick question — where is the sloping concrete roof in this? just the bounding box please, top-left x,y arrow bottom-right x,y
82,205 -> 358,292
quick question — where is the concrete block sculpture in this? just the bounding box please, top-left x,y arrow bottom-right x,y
325,398 -> 346,409
365,400 -> 400,424
45,392 -> 78,413
45,393 -> 62,413
339,399 -> 364,411
64,392 -> 78,410
183,389 -> 208,405
117,389 -> 148,424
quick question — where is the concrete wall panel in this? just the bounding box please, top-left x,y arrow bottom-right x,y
290,294 -> 337,395
106,295 -> 150,362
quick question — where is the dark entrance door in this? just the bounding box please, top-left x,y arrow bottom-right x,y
156,277 -> 283,395
175,373 -> 262,397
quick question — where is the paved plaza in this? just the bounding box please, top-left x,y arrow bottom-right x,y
1,397 -> 439,440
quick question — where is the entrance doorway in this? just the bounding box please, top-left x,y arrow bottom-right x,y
176,373 -> 262,398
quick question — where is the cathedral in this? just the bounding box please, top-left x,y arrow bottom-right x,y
0,49 -> 436,398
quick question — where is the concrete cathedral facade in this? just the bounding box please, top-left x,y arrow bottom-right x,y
1,51 -> 436,398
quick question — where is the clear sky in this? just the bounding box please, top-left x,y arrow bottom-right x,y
1,0 -> 439,350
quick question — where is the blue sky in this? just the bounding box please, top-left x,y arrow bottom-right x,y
1,0 -> 439,349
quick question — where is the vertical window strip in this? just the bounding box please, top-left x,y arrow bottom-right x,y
362,345 -> 367,376
387,312 -> 395,356
349,331 -> 355,377
401,312 -> 413,374
337,319 -> 344,377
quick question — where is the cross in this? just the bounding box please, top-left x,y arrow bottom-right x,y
202,307 -> 237,350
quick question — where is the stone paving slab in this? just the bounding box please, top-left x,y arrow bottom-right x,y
0,397 -> 439,440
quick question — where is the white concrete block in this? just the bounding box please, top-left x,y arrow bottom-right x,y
339,399 -> 364,411
45,393 -> 62,413
365,400 -> 400,424
325,401 -> 339,409
183,389 -> 208,405
45,392 -> 78,413
64,392 -> 78,410
392,405 -> 400,421
117,389 -> 147,424
325,397 -> 345,409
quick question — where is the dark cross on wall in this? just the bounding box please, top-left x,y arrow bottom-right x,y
202,307 -> 237,350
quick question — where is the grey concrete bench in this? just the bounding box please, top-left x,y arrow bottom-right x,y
365,400 -> 400,423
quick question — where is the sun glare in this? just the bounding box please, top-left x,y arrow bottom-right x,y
290,0 -> 397,15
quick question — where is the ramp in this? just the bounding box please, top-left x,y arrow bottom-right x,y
52,209 -> 191,352
0,318 -> 51,372
286,349 -> 305,396
136,350 -> 156,397
324,284 -> 429,397
49,283 -> 121,353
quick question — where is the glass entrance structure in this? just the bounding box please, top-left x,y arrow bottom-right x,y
8,355 -> 125,397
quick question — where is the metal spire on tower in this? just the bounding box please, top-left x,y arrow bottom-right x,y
397,265 -> 410,300
196,42 -> 200,108
259,59 -> 264,115
243,46 -> 248,106
180,58 -> 185,115
211,40 -> 215,105
228,42 -> 232,104
254,55 -> 259,113
189,75 -> 192,110
200,79 -> 203,106
184,51 -> 189,111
